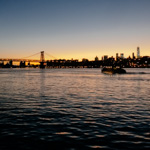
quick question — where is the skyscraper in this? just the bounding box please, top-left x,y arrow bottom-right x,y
137,47 -> 140,58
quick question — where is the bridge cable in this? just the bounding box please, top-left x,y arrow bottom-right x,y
45,52 -> 57,59
21,52 -> 40,59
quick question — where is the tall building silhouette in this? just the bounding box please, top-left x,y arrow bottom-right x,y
137,47 -> 140,58
132,52 -> 135,59
104,55 -> 108,60
116,53 -> 119,61
120,53 -> 124,59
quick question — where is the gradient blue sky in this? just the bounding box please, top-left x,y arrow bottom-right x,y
0,0 -> 150,60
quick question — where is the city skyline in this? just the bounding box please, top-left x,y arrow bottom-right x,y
1,48 -> 150,68
0,46 -> 148,62
0,0 -> 150,60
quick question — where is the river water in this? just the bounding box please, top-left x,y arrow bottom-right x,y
0,68 -> 150,150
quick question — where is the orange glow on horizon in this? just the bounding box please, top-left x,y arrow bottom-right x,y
1,45 -> 150,62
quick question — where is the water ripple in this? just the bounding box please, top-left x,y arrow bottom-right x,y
0,68 -> 150,150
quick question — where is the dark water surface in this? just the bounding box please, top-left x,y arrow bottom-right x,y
0,68 -> 150,150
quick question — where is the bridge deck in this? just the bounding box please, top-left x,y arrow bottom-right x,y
0,58 -> 40,62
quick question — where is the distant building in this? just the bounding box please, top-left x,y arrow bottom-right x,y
137,47 -> 140,58
82,58 -> 89,62
103,55 -> 108,61
95,56 -> 99,61
132,52 -> 135,59
120,53 -> 124,59
116,53 -> 119,61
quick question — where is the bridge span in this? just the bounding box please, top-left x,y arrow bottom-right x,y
0,58 -> 40,62
0,51 -> 55,63
0,51 -> 50,68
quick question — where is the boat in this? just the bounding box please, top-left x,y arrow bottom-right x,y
102,66 -> 126,74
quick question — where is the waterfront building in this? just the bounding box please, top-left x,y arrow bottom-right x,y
104,55 -> 108,61
95,56 -> 99,61
120,53 -> 124,59
116,53 -> 119,61
137,47 -> 140,58
132,52 -> 135,59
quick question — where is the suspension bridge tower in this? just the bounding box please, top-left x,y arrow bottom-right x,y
40,51 -> 46,69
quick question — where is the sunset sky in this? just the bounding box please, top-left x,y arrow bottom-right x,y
0,0 -> 150,60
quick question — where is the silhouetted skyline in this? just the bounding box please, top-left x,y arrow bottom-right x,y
0,49 -> 149,68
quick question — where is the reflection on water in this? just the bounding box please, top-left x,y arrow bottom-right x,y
0,68 -> 150,150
